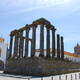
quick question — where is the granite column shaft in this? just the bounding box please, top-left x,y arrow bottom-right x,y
57,34 -> 60,59
24,29 -> 29,57
13,34 -> 18,58
61,36 -> 64,60
39,24 -> 44,57
46,28 -> 50,57
19,31 -> 24,58
52,29 -> 55,58
31,26 -> 36,57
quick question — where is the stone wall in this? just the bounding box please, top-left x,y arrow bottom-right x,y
4,57 -> 80,76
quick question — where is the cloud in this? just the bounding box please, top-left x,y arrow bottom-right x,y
0,0 -> 74,14
0,0 -> 70,8
0,0 -> 80,19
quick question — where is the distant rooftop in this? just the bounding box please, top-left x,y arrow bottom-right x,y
0,37 -> 4,43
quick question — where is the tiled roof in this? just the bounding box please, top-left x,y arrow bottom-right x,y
64,51 -> 80,58
64,51 -> 76,56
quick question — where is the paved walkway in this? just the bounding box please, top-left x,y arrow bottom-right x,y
0,71 -> 80,80
0,71 -> 31,80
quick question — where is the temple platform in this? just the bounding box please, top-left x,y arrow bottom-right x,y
4,57 -> 80,76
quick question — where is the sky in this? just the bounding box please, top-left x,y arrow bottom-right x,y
0,0 -> 80,53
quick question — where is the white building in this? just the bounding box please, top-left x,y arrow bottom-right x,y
64,51 -> 80,62
0,37 -> 7,67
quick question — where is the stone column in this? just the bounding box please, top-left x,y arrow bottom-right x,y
13,33 -> 19,58
31,26 -> 36,57
39,24 -> 44,57
24,28 -> 29,57
8,33 -> 13,59
46,28 -> 50,58
61,36 -> 64,60
52,28 -> 56,58
57,34 -> 60,59
19,31 -> 24,58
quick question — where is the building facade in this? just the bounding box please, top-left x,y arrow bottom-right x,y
0,37 -> 7,66
74,43 -> 80,55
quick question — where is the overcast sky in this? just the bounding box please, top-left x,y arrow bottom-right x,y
0,0 -> 80,52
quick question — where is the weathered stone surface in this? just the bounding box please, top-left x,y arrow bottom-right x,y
25,29 -> 29,57
39,24 -> 44,57
57,34 -> 60,59
0,60 -> 4,70
13,35 -> 18,58
31,26 -> 36,57
52,29 -> 56,58
4,57 -> 80,76
46,28 -> 50,58
61,36 -> 64,60
5,57 -> 50,76
19,31 -> 24,58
